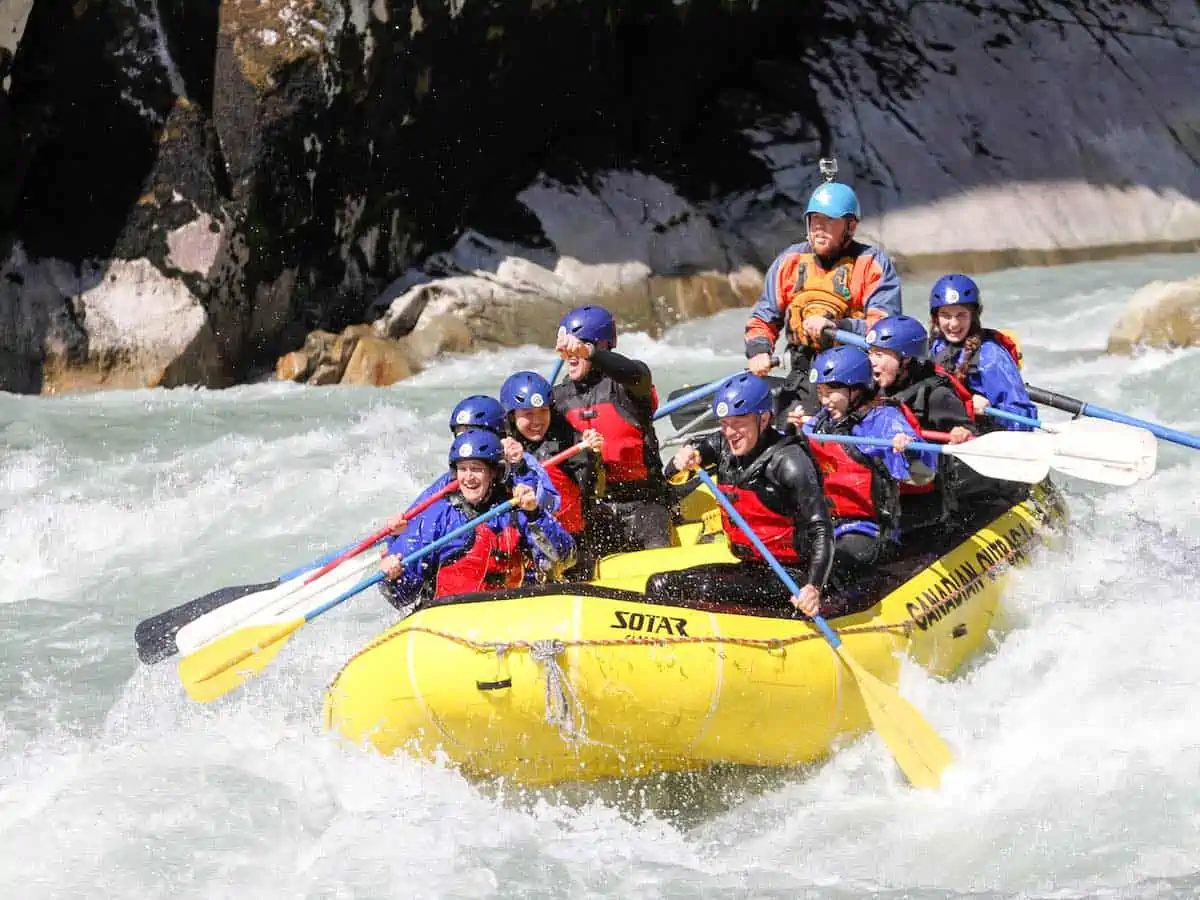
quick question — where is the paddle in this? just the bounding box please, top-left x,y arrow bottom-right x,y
983,408 -> 1157,486
835,325 -> 1198,453
548,358 -> 565,386
694,469 -> 953,789
134,541 -> 361,665
805,431 -> 1054,484
653,358 -> 781,426
1025,385 -> 1200,451
134,483 -> 457,665
178,441 -> 591,703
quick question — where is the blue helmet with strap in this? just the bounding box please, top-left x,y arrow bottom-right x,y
448,395 -> 505,434
805,182 -> 861,220
711,373 -> 774,418
866,315 -> 929,360
448,430 -> 503,466
810,346 -> 874,388
560,304 -> 617,348
929,273 -> 981,311
499,371 -> 553,413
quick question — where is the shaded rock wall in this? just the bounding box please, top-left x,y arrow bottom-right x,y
1,0 -> 1198,392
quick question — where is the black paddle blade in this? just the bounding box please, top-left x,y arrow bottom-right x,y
133,581 -> 279,665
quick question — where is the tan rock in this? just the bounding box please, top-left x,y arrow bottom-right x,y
340,335 -> 413,386
396,313 -> 475,367
308,360 -> 344,386
1107,276 -> 1200,355
275,350 -> 311,382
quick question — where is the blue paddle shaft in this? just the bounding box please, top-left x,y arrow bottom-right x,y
984,407 -> 1042,429
694,469 -> 842,649
1073,403 -> 1200,449
839,333 -> 1199,452
834,329 -> 868,349
547,358 -> 565,386
806,432 -> 946,456
302,499 -> 520,624
279,541 -> 356,583
652,358 -> 780,421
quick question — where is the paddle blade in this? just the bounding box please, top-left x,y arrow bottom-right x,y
837,649 -> 954,789
134,581 -> 279,665
1048,419 -> 1158,486
178,620 -> 304,703
944,431 -> 1054,483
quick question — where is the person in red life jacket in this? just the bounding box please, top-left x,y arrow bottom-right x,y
552,304 -> 672,557
927,274 -> 1037,430
499,370 -> 604,576
652,373 -> 833,617
404,393 -> 560,517
793,346 -> 937,580
378,431 -> 575,612
866,314 -> 982,530
744,177 -> 902,419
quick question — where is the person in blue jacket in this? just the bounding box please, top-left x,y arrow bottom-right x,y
927,274 -> 1037,430
403,394 -> 560,517
790,346 -> 937,580
378,431 -> 576,611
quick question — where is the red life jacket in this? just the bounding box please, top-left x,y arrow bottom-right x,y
806,437 -> 879,520
717,483 -> 801,564
557,380 -> 660,485
433,507 -> 525,598
544,464 -> 584,534
806,409 -> 895,524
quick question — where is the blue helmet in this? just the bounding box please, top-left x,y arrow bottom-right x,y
448,430 -> 503,466
499,371 -> 553,413
810,346 -> 874,388
448,395 -> 505,434
866,315 -> 929,360
560,304 -> 617,348
711,373 -> 774,418
929,274 -> 981,311
805,182 -> 861,220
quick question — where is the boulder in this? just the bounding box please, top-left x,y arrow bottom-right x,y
365,172 -> 760,359
1107,276 -> 1200,354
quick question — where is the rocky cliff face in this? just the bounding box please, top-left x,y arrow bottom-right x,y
2,0 -> 1198,393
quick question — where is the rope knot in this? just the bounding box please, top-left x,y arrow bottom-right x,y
530,639 -> 586,743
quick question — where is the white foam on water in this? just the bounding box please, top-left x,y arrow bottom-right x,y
1,253 -> 1198,897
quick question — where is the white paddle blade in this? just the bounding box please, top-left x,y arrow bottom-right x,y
175,550 -> 382,655
944,431 -> 1055,483
1048,419 -> 1158,485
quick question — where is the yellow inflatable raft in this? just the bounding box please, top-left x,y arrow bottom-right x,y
323,481 -> 1068,785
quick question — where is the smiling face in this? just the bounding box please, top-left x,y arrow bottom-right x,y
935,305 -> 974,343
719,412 -> 769,457
514,408 -> 551,441
816,383 -> 854,419
454,459 -> 495,504
566,354 -> 593,381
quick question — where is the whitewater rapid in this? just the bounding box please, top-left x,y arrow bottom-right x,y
1,253 -> 1198,898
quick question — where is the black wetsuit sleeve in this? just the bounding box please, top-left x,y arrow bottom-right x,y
662,433 -> 722,479
926,385 -> 977,433
771,447 -> 835,590
589,348 -> 654,403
